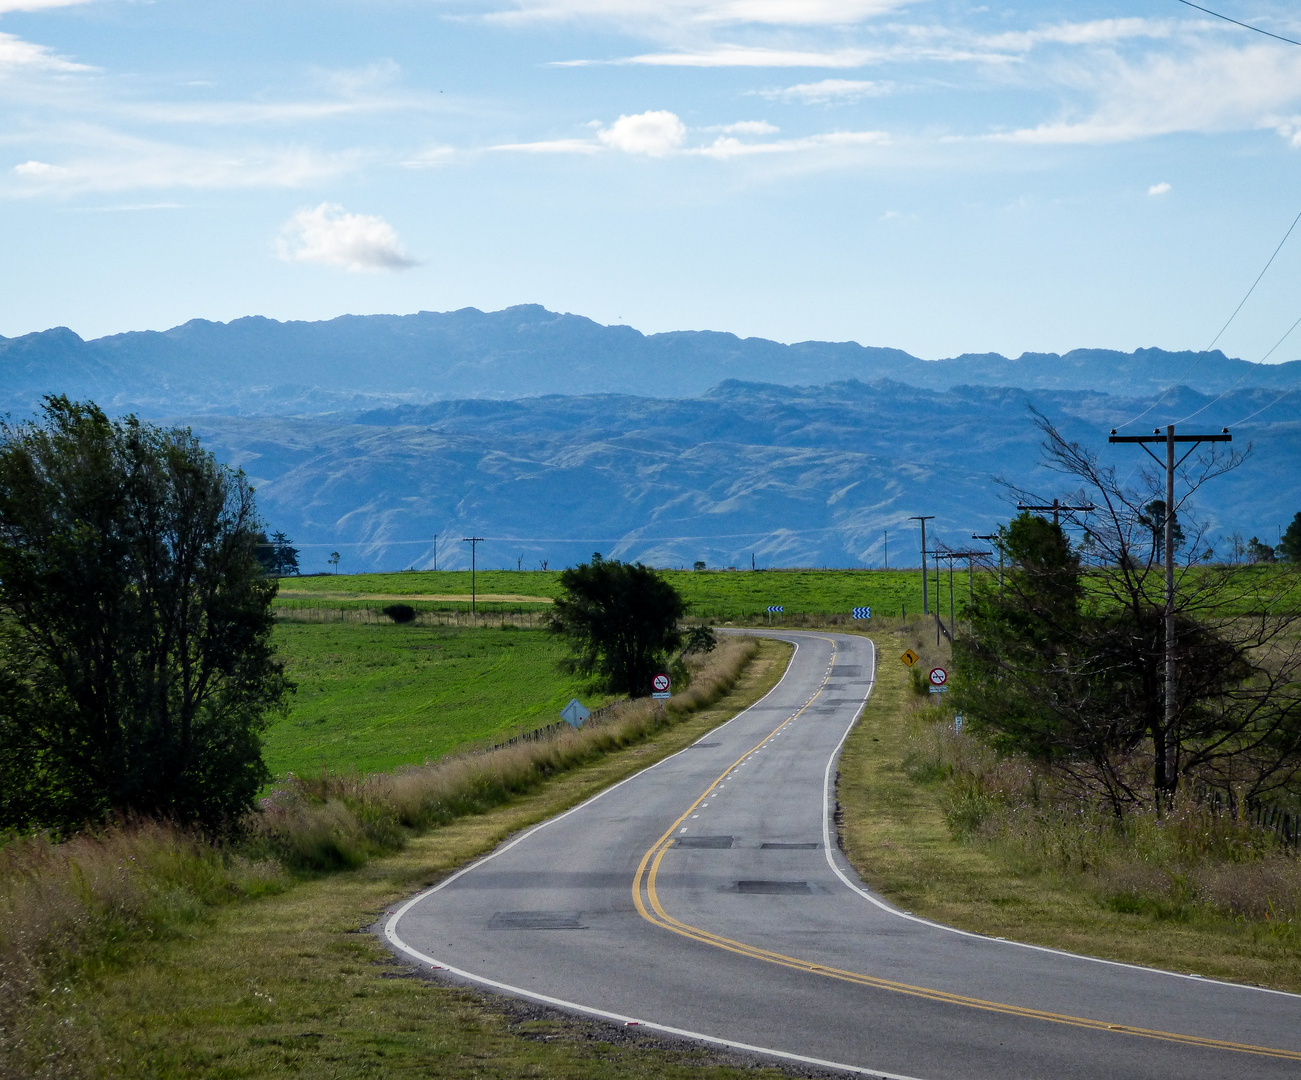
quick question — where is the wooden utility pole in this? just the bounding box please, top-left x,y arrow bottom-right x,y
462,537 -> 484,619
1108,425 -> 1231,796
973,533 -> 1002,593
910,516 -> 935,614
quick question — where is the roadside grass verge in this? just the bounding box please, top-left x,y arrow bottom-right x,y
2,637 -> 792,1080
837,627 -> 1301,993
266,622 -> 613,778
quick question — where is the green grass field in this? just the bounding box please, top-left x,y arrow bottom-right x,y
266,622 -> 612,779
280,567 -> 939,619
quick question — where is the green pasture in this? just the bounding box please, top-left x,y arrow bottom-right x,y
280,568 -> 936,619
265,622 -> 612,779
276,563 -> 1300,625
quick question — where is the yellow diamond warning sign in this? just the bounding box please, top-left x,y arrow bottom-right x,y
900,649 -> 920,667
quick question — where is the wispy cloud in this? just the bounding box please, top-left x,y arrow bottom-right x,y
558,45 -> 883,67
756,78 -> 891,103
0,0 -> 98,12
695,128 -> 888,157
991,42 -> 1301,145
1148,181 -> 1171,195
6,134 -> 356,195
276,203 -> 418,272
486,0 -> 909,29
0,31 -> 92,73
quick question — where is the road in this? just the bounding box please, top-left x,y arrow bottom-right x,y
386,630 -> 1301,1079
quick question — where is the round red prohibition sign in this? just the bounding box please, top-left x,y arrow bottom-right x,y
928,667 -> 948,687
652,673 -> 671,693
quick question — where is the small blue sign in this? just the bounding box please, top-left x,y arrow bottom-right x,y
852,606 -> 872,620
767,605 -> 784,613
560,699 -> 590,728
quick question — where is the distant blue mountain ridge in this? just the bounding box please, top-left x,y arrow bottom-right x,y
2,305 -> 1298,572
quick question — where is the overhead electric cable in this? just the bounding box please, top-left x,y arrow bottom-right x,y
1171,310 -> 1301,425
1173,0 -> 1301,47
1113,207 -> 1301,430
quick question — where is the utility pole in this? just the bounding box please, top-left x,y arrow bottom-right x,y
973,533 -> 1002,593
910,516 -> 934,614
1016,498 -> 1095,528
462,537 -> 484,620
1108,425 -> 1231,799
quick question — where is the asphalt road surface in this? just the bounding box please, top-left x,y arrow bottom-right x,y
386,630 -> 1301,1079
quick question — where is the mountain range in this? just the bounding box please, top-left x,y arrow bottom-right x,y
3,305 -> 1297,572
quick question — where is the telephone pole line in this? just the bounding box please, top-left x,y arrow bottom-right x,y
909,516 -> 935,614
973,533 -> 1002,592
462,537 -> 484,619
1016,498 -> 1095,527
1108,424 -> 1231,795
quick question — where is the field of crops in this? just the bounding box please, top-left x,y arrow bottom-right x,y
265,622 -> 613,779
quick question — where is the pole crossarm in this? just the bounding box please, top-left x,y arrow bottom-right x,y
1109,427 -> 1231,471
1016,498 -> 1095,526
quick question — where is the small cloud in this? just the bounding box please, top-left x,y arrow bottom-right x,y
488,138 -> 600,154
598,110 -> 685,156
0,31 -> 93,72
402,144 -> 458,168
13,160 -> 68,177
880,209 -> 900,220
1148,181 -> 1171,195
758,78 -> 891,103
276,202 -> 418,272
714,120 -> 779,135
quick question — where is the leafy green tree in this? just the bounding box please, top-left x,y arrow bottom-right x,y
1247,536 -> 1277,564
551,558 -> 687,696
1136,499 -> 1184,562
1281,513 -> 1301,563
0,398 -> 292,833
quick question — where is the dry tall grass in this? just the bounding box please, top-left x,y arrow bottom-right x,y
0,635 -> 760,1079
254,636 -> 759,871
904,711 -> 1301,924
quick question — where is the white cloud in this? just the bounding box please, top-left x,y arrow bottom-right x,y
0,31 -> 92,73
979,18 -> 1173,53
598,110 -> 684,155
0,0 -> 97,11
402,144 -> 459,167
695,128 -> 888,157
758,78 -> 891,103
560,45 -> 882,67
5,135 -> 356,195
276,203 -> 418,272
1148,181 -> 1170,195
715,119 -> 778,135
487,0 -> 908,28
489,137 -> 601,153
991,42 -> 1301,145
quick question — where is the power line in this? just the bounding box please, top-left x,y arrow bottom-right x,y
1171,309 -> 1301,425
1114,207 -> 1301,431
1173,0 -> 1301,47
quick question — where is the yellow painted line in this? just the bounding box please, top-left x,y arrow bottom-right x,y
631,638 -> 1301,1064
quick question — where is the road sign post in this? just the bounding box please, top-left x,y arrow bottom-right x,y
560,699 -> 590,728
900,649 -> 919,667
851,606 -> 871,620
651,673 -> 672,700
928,667 -> 948,694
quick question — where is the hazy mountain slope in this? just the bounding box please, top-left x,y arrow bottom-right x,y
180,379 -> 1301,574
4,305 -> 1300,417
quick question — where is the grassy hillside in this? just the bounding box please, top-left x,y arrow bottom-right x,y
267,622 -> 612,779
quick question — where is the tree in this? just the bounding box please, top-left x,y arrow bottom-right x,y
550,558 -> 688,696
0,398 -> 292,833
254,531 -> 299,576
1246,536 -> 1277,564
954,416 -> 1301,814
1281,513 -> 1301,563
329,550 -> 341,573
693,560 -> 707,572
1136,500 -> 1184,562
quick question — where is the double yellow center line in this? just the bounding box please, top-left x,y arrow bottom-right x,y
631,640 -> 1301,1063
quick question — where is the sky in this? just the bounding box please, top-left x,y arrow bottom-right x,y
5,0 -> 1301,362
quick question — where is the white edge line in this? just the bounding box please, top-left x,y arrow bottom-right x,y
381,634 -> 934,1079
819,632 -> 1301,1002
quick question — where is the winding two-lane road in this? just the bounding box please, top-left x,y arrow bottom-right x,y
386,630 -> 1301,1079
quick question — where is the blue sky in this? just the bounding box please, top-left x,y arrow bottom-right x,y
5,0 -> 1301,362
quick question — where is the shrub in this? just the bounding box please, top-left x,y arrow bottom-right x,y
382,604 -> 417,624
